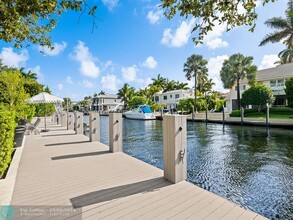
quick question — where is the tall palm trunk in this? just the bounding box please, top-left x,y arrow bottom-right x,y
194,76 -> 197,112
236,77 -> 241,110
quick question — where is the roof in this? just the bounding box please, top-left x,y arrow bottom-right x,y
93,94 -> 118,99
156,89 -> 192,95
241,63 -> 293,84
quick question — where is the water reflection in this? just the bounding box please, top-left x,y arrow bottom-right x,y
85,116 -> 293,219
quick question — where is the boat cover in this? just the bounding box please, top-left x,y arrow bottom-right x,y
141,106 -> 152,113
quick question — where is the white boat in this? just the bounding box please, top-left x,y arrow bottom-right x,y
124,105 -> 156,120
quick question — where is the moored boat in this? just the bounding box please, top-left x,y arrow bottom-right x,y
124,105 -> 156,120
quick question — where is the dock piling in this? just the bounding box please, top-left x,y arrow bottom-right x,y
109,113 -> 122,152
89,112 -> 100,142
61,111 -> 67,127
67,112 -> 74,130
74,112 -> 83,134
163,115 -> 187,184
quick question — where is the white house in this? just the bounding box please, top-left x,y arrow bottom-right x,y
154,89 -> 194,111
92,94 -> 122,113
226,63 -> 293,112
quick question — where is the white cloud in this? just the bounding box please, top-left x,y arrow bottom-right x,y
122,65 -> 138,82
203,23 -> 228,49
101,74 -> 120,91
161,18 -> 195,47
29,65 -> 44,83
38,41 -> 67,56
207,55 -> 229,92
147,8 -> 163,24
142,56 -> 157,69
259,54 -> 279,70
0,47 -> 29,68
102,0 -> 119,11
58,83 -> 63,91
66,76 -> 74,84
71,41 -> 100,78
82,79 -> 94,88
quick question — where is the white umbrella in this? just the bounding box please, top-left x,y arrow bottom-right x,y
26,92 -> 63,131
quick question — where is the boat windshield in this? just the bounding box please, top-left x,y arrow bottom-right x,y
141,106 -> 152,113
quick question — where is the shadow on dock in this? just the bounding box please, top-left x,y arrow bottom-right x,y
51,150 -> 110,160
70,177 -> 170,208
45,140 -> 89,147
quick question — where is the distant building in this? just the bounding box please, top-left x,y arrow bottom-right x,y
154,89 -> 194,111
91,94 -> 123,113
226,63 -> 293,112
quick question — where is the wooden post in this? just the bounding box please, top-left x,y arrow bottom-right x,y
163,115 -> 187,184
68,112 -> 74,130
75,112 -> 83,135
266,104 -> 270,128
192,106 -> 194,121
205,108 -> 208,123
89,112 -> 100,142
222,104 -> 225,126
109,113 -> 122,152
61,111 -> 67,127
241,107 -> 244,125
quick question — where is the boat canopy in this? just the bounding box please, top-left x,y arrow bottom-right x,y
141,105 -> 153,113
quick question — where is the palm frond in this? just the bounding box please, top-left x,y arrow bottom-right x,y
264,17 -> 290,30
259,30 -> 290,46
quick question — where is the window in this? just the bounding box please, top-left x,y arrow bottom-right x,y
155,96 -> 159,102
277,79 -> 284,86
163,95 -> 167,100
170,95 -> 172,98
175,94 -> 179,99
270,80 -> 276,87
235,86 -> 238,91
241,85 -> 246,90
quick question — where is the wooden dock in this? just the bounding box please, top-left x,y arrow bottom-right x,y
10,120 -> 267,219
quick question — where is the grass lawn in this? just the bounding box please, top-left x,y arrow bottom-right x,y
243,112 -> 293,119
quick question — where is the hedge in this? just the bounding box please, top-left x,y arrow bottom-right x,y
263,107 -> 293,114
0,109 -> 16,178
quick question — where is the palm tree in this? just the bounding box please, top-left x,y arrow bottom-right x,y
277,47 -> 293,64
150,74 -> 167,91
220,53 -> 257,110
174,81 -> 189,90
183,54 -> 208,112
20,68 -> 38,80
163,80 -> 177,92
259,0 -> 293,48
117,83 -> 135,110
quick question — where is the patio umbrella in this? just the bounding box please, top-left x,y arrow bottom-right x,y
26,92 -> 63,131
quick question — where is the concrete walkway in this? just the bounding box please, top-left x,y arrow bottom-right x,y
10,120 -> 267,220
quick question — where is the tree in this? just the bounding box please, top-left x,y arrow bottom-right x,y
0,69 -> 34,121
128,96 -> 147,109
277,48 -> 293,64
183,54 -> 208,112
241,84 -> 274,111
117,83 -> 135,110
0,1 -> 97,48
98,90 -> 106,95
20,68 -> 38,81
151,74 -> 167,90
220,53 -> 257,110
285,77 -> 293,107
161,0 -> 274,45
259,0 -> 293,48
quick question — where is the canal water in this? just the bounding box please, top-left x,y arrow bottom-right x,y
84,116 -> 293,219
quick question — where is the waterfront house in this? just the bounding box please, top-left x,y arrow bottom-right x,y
91,94 -> 123,113
154,89 -> 194,111
226,63 -> 293,112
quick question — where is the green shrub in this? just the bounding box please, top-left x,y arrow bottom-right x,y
263,107 -> 293,114
244,109 -> 259,116
0,108 -> 16,178
215,100 -> 225,112
230,110 -> 240,117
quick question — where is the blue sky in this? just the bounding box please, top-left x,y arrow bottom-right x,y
0,0 -> 287,101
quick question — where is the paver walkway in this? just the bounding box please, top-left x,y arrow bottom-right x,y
11,120 -> 267,219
